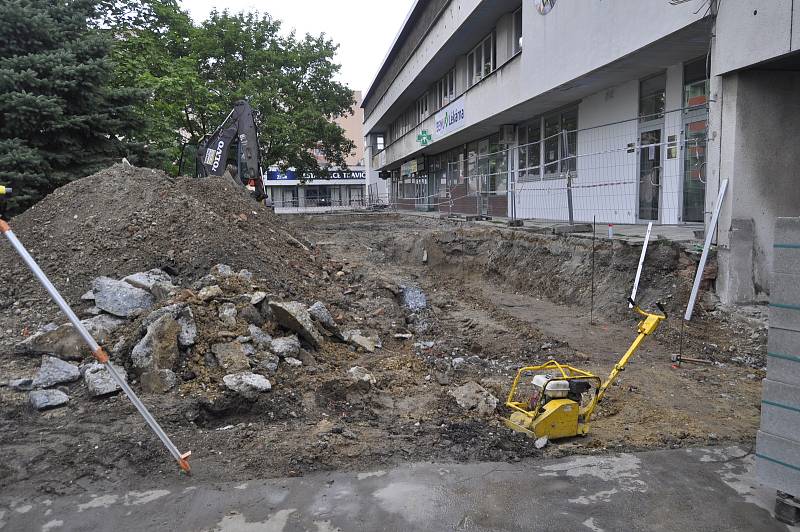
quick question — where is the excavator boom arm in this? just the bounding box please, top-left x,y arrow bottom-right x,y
196,101 -> 265,200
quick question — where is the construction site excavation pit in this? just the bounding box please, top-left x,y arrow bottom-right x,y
0,168 -> 766,496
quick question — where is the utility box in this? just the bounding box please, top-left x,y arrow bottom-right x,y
757,217 -> 800,523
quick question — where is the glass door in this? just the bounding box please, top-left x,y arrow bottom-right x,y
682,120 -> 706,222
638,129 -> 662,221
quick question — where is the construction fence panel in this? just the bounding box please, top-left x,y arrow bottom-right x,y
376,107 -> 708,225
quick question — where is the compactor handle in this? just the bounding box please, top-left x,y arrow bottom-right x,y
628,298 -> 667,319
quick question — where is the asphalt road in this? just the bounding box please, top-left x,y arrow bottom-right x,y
0,446 -> 795,531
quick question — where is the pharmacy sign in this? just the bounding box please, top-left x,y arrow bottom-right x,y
417,130 -> 432,146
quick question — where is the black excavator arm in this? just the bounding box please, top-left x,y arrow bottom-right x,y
196,100 -> 267,201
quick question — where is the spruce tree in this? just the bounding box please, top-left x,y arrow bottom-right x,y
0,0 -> 145,215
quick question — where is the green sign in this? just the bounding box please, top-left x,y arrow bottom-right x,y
416,130 -> 432,146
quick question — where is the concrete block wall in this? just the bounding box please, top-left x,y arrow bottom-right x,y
757,217 -> 800,496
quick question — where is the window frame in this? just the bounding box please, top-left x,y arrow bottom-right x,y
519,106 -> 578,181
639,72 -> 667,123
512,8 -> 523,55
468,32 -> 495,87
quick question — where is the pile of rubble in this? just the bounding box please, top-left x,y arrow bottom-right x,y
0,164 -> 324,325
7,262 -> 383,410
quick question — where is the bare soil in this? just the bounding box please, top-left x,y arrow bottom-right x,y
0,171 -> 767,496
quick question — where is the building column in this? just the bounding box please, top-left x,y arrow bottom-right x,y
710,70 -> 800,304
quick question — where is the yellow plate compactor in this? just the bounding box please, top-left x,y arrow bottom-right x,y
504,299 -> 666,440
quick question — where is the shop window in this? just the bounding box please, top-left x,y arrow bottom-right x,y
684,57 -> 709,109
542,107 -> 578,180
639,73 -> 666,122
517,121 -> 541,181
467,141 -> 479,180
513,8 -> 523,55
488,133 -> 507,194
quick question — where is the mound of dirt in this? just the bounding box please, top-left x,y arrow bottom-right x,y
0,164 -> 321,325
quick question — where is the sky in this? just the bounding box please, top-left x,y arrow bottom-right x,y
182,0 -> 416,96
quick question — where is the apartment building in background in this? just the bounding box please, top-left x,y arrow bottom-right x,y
267,91 -> 366,211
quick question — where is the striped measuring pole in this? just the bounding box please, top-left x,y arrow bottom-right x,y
0,218 -> 192,474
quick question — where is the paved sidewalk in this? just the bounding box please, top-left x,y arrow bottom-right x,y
0,446 -> 795,531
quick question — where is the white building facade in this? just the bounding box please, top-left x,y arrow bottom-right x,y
363,0 -> 800,305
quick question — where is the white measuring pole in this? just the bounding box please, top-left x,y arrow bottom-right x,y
630,222 -> 653,307
0,219 -> 191,474
684,178 -> 729,321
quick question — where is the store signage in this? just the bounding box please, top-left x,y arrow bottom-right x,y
299,170 -> 365,180
535,0 -> 557,15
266,169 -> 365,181
433,97 -> 466,140
401,159 -> 417,177
400,158 -> 425,177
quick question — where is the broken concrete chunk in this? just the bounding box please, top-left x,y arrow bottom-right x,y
81,290 -> 95,301
308,301 -> 343,339
32,356 -> 80,388
142,304 -> 196,347
223,372 -> 271,399
84,362 -> 127,396
257,354 -> 280,374
270,335 -> 301,358
237,269 -> 253,282
131,315 -> 180,372
150,281 -> 178,300
123,269 -> 173,292
249,291 -> 267,305
17,322 -> 86,360
283,357 -> 303,367
219,302 -> 238,328
240,342 -> 257,358
82,314 -> 125,344
93,276 -> 155,317
238,304 -> 264,326
211,342 -> 251,372
8,378 -> 33,391
248,324 -> 273,349
348,366 -> 376,386
211,264 -> 234,278
18,315 -> 124,360
140,369 -> 177,393
534,436 -> 549,449
309,301 -> 335,329
29,389 -> 69,410
448,381 -> 498,416
269,301 -> 323,348
193,274 -> 217,290
198,285 -> 223,301
176,307 -> 197,347
344,330 -> 381,353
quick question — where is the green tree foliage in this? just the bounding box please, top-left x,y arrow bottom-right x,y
110,3 -> 355,175
0,0 -> 145,214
